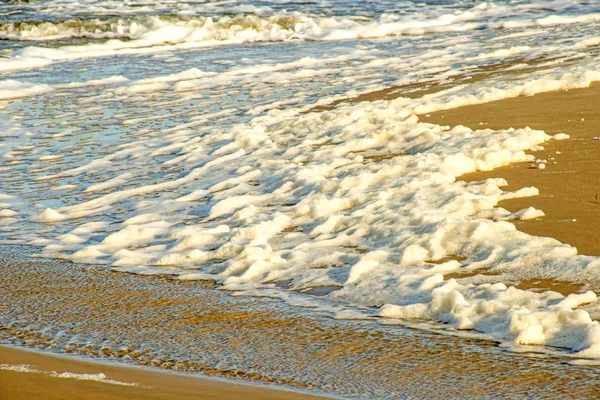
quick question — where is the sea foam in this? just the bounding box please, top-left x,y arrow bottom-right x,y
2,0 -> 600,360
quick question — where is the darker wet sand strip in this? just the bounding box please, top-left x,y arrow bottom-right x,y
0,345 -> 327,400
3,245 -> 600,398
420,82 -> 600,257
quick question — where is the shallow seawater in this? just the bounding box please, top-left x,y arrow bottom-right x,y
2,0 -> 600,395
2,244 -> 600,399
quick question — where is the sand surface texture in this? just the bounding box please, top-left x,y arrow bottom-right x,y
0,345 -> 328,400
421,83 -> 600,258
2,245 -> 600,399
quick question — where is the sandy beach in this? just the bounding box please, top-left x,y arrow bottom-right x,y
2,73 -> 600,400
0,345 -> 328,400
2,1 -> 600,398
421,82 -> 600,259
2,238 -> 600,399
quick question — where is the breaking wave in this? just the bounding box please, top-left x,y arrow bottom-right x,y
2,3 -> 600,44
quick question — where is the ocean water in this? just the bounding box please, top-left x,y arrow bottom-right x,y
2,0 -> 600,390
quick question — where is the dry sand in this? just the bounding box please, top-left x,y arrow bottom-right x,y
0,345 -> 327,400
420,83 -> 600,257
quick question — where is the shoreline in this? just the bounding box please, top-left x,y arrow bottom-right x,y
1,1 -> 600,398
420,82 -> 600,259
0,344 -> 330,400
2,75 -> 600,400
3,244 -> 600,398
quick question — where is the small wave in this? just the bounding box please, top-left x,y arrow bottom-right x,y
0,14 -> 312,42
0,18 -> 143,41
0,4 -> 598,74
3,4 -> 600,44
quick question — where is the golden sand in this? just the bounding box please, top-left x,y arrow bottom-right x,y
420,83 -> 600,257
0,346 -> 326,400
2,245 -> 600,398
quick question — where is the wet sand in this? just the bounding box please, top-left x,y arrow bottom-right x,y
419,83 -> 600,258
0,345 -> 328,400
2,245 -> 600,399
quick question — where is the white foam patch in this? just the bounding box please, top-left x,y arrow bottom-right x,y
0,364 -> 38,373
509,207 -> 545,221
0,80 -> 54,100
0,364 -> 139,387
0,76 -> 129,101
63,76 -> 130,88
84,173 -> 134,193
51,371 -> 139,386
0,209 -> 17,217
33,208 -> 67,223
